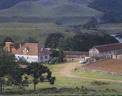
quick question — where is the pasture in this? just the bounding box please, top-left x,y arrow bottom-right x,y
0,22 -> 74,44
2,62 -> 122,95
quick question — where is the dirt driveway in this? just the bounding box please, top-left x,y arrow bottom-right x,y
59,62 -> 122,83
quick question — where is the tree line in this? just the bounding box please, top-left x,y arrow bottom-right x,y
45,32 -> 118,51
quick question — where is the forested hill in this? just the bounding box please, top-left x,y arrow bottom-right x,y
0,0 -> 122,23
0,0 -> 101,24
89,0 -> 122,23
0,0 -> 92,10
0,0 -> 37,9
0,0 -> 23,9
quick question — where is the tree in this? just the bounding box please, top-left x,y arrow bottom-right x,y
45,33 -> 64,48
83,17 -> 98,30
57,33 -> 118,51
0,48 -> 17,77
3,37 -> 14,43
58,37 -> 74,51
0,46 -> 56,92
58,49 -> 64,63
49,49 -> 64,64
26,63 -> 55,91
89,0 -> 122,23
24,36 -> 38,43
0,47 -> 22,93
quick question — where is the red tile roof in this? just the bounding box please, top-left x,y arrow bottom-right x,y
15,43 -> 39,56
15,43 -> 51,56
64,51 -> 88,55
63,51 -> 88,58
94,43 -> 122,52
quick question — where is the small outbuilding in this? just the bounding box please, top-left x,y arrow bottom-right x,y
63,51 -> 88,62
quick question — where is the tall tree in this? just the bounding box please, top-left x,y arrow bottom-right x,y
0,46 -> 55,92
0,48 -> 17,77
50,49 -> 64,64
23,36 -> 38,43
45,33 -> 64,48
0,47 -> 21,93
26,63 -> 55,91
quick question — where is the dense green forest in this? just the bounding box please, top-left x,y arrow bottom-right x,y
90,0 -> 122,22
45,33 -> 118,51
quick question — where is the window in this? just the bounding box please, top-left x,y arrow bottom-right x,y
40,56 -> 43,60
45,56 -> 48,59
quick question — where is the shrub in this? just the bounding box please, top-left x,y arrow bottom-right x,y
91,81 -> 109,86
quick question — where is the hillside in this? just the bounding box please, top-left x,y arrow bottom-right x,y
0,0 -> 121,45
89,0 -> 122,22
0,0 -> 91,10
0,0 -> 102,44
0,0 -> 38,9
0,0 -> 122,23
0,22 -> 69,44
0,0 -> 101,24
0,2 -> 100,17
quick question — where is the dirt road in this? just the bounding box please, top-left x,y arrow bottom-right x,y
59,62 -> 122,83
60,62 -> 80,78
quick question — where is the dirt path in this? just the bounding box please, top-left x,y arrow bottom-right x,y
60,62 -> 80,78
59,62 -> 122,83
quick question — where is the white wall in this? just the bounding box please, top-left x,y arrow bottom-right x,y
113,55 -> 122,59
39,55 -> 50,62
89,48 -> 114,59
15,54 -> 39,63
89,48 -> 99,57
15,54 -> 50,63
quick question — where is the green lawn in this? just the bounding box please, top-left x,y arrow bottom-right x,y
74,69 -> 122,81
2,63 -> 122,95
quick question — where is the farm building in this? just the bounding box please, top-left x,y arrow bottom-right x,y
63,51 -> 88,62
89,43 -> 122,59
4,40 -> 51,63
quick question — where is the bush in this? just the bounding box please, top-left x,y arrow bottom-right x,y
48,57 -> 59,64
91,81 -> 109,86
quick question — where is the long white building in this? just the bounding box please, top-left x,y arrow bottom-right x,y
89,43 -> 122,59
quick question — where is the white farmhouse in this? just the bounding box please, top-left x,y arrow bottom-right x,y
89,43 -> 122,59
4,41 -> 51,63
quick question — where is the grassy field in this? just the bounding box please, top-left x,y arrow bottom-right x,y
74,69 -> 122,81
99,23 -> 122,33
0,22 -> 122,46
2,62 -> 122,95
0,22 -> 75,44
